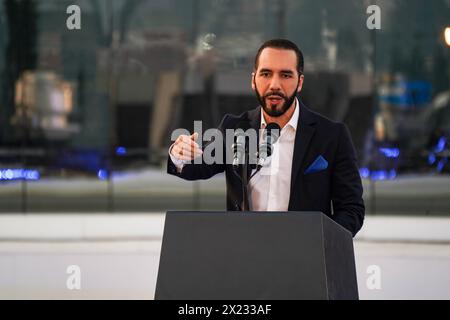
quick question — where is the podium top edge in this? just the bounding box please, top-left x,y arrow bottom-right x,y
166,211 -> 325,215
164,211 -> 352,237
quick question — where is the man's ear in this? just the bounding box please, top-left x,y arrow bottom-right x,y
251,72 -> 256,91
297,74 -> 305,93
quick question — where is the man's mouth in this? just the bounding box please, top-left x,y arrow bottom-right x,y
266,96 -> 283,104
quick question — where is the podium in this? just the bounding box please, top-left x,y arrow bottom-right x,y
155,211 -> 358,300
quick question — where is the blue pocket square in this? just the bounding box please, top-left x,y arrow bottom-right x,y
304,155 -> 328,174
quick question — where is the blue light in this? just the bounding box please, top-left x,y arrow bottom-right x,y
434,137 -> 446,154
0,169 -> 40,181
97,169 -> 108,180
428,153 -> 436,165
437,158 -> 448,173
368,169 -> 397,180
379,147 -> 400,158
116,147 -> 127,156
371,170 -> 388,181
389,169 -> 397,179
359,167 -> 370,179
25,170 -> 40,180
5,169 -> 14,180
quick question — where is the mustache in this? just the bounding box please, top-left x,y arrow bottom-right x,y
263,92 -> 287,99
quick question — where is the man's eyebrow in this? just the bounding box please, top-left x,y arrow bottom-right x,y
258,68 -> 295,75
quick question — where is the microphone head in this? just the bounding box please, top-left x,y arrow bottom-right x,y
258,122 -> 281,162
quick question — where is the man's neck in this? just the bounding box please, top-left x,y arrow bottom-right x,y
262,100 -> 297,129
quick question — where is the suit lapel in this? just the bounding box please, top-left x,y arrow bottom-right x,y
289,102 -> 317,204
248,106 -> 261,135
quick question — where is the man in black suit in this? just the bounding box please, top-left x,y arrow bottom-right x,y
168,39 -> 364,237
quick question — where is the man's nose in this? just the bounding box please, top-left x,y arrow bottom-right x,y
269,75 -> 281,91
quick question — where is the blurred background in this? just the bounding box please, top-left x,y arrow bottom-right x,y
0,0 -> 450,299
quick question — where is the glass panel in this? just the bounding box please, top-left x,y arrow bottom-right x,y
1,0 -> 110,212
0,0 -> 449,215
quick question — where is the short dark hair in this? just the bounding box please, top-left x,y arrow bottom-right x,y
254,39 -> 304,75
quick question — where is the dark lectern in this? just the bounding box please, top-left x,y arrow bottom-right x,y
155,211 -> 358,300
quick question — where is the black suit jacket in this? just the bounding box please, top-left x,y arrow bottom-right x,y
167,101 -> 365,236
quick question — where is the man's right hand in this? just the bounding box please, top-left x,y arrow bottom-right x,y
170,132 -> 203,161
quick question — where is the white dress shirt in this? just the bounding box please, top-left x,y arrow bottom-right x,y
169,98 -> 299,211
249,98 -> 299,211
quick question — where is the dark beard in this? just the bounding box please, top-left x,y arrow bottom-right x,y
254,80 -> 298,117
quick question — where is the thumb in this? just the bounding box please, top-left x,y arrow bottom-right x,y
191,132 -> 199,141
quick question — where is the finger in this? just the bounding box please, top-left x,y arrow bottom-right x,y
181,135 -> 200,147
174,144 -> 202,159
178,147 -> 203,158
173,154 -> 195,161
170,144 -> 179,158
172,144 -> 181,154
177,134 -> 194,145
175,135 -> 188,144
179,140 -> 202,152
178,154 -> 197,161
171,145 -> 185,159
191,132 -> 199,141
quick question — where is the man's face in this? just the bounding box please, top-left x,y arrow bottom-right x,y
252,47 -> 304,117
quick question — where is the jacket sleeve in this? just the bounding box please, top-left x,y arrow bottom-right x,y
331,123 -> 365,237
167,115 -> 228,181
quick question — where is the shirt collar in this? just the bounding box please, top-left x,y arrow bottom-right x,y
260,97 -> 299,131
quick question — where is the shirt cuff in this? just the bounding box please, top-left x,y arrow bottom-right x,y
168,144 -> 189,172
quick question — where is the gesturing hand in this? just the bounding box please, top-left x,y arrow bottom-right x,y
170,132 -> 203,161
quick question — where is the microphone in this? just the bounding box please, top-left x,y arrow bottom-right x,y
232,120 -> 251,167
257,122 -> 280,170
